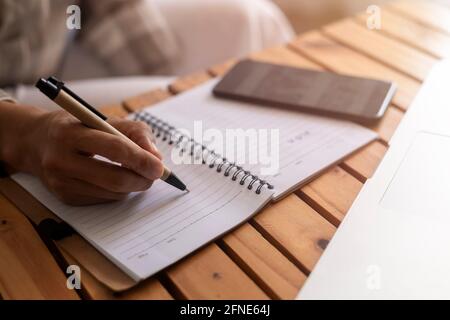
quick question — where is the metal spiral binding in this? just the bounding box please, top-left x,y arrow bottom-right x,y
134,112 -> 274,194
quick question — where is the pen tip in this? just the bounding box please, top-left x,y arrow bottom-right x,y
185,188 -> 190,193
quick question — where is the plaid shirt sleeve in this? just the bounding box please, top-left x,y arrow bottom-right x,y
79,0 -> 179,75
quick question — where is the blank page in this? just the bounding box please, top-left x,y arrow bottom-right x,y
12,136 -> 273,281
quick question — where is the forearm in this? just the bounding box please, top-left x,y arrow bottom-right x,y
0,101 -> 45,172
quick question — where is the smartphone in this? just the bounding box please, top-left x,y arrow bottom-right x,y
213,60 -> 396,124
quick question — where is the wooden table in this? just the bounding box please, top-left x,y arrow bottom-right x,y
0,0 -> 447,299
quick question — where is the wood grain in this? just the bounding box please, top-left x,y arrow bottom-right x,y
249,45 -> 321,70
340,141 -> 387,182
99,104 -> 129,118
355,8 -> 450,59
389,0 -> 450,35
252,195 -> 336,274
169,72 -> 212,94
297,167 -> 363,226
165,244 -> 269,299
61,251 -> 172,300
322,18 -> 437,81
368,106 -> 403,143
219,223 -> 307,299
208,60 -> 237,77
123,89 -> 172,113
0,194 -> 78,299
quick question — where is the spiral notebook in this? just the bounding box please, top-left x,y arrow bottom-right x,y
12,79 -> 376,282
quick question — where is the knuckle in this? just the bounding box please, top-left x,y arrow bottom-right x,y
129,121 -> 150,138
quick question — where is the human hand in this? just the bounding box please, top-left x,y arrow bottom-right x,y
22,110 -> 163,205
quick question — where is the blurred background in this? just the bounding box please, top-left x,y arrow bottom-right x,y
7,0 -> 447,108
275,0 -> 391,33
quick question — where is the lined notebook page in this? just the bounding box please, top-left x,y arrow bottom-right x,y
144,79 -> 377,200
12,136 -> 273,280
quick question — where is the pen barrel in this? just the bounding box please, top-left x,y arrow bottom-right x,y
54,90 -> 127,139
55,90 -> 172,181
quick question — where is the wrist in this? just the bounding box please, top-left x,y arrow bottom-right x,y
0,102 -> 46,172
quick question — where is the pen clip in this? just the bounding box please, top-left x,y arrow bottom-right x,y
47,76 -> 108,121
47,76 -> 65,89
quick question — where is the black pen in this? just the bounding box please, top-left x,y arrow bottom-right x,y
35,77 -> 188,192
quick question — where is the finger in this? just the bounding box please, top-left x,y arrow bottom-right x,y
47,177 -> 129,206
110,119 -> 162,160
66,154 -> 155,193
72,127 -> 163,180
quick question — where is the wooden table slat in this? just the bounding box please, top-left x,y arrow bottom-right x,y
168,72 -> 212,94
340,140 -> 387,182
322,18 -> 437,81
389,0 -> 450,35
297,167 -> 363,227
249,45 -> 322,70
165,244 -> 269,299
61,252 -> 173,300
99,104 -> 129,118
0,194 -> 79,299
368,106 -> 403,143
123,89 -> 172,113
252,195 -> 336,274
219,223 -> 307,299
208,60 -> 237,77
355,8 -> 450,59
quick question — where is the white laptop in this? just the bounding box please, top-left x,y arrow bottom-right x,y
298,59 -> 450,299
